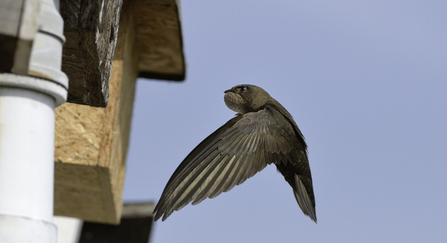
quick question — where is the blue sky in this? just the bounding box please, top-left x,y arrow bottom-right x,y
123,1 -> 447,242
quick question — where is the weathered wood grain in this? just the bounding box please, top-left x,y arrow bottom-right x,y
53,0 -> 185,223
60,0 -> 123,107
54,1 -> 138,223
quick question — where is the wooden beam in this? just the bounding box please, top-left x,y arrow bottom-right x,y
54,1 -> 138,224
133,0 -> 185,81
53,0 -> 185,223
60,0 -> 123,107
78,203 -> 154,243
59,0 -> 185,107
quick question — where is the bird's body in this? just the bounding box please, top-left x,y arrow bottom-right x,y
153,84 -> 316,222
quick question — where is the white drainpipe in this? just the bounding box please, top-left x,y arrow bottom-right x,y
0,0 -> 68,242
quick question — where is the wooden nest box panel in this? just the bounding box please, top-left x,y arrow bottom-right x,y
54,0 -> 184,224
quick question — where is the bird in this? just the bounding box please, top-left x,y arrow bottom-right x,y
153,84 -> 316,222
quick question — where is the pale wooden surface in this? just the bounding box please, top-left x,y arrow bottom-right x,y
54,1 -> 138,223
53,0 -> 185,223
133,0 -> 185,81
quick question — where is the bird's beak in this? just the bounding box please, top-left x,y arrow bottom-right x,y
224,89 -> 232,93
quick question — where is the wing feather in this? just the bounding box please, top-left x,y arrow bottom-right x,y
153,105 -> 314,221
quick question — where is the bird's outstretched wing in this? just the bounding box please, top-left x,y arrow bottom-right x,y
153,106 -> 313,221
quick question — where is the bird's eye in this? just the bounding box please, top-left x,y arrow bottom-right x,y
239,86 -> 247,92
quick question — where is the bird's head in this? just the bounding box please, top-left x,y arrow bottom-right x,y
224,84 -> 271,114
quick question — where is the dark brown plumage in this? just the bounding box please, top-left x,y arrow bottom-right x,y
153,84 -> 316,222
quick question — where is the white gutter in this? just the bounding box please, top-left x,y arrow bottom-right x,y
0,0 -> 68,242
